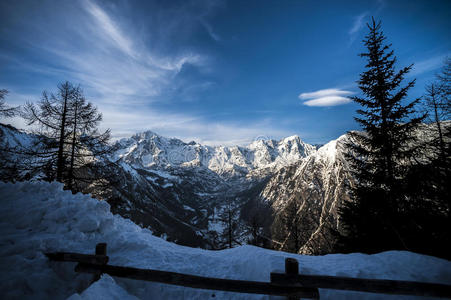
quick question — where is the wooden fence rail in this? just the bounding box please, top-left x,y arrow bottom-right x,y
74,262 -> 319,298
271,258 -> 451,299
45,243 -> 451,299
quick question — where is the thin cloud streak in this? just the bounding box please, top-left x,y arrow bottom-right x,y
349,13 -> 368,36
409,53 -> 450,77
348,12 -> 368,45
0,0 -> 238,144
201,19 -> 221,42
83,0 -> 136,59
99,106 -> 293,146
4,93 -> 296,146
22,0 -> 208,104
2,0 -> 296,146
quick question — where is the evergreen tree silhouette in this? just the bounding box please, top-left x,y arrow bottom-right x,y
339,18 -> 425,253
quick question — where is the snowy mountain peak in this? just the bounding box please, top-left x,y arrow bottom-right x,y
132,130 -> 161,141
283,135 -> 301,142
315,133 -> 348,163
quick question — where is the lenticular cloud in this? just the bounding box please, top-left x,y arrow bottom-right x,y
299,88 -> 353,107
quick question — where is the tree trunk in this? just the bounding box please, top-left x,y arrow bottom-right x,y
228,209 -> 232,248
433,100 -> 445,163
68,101 -> 78,191
56,87 -> 68,182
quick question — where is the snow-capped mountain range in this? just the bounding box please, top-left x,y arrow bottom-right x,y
1,123 -> 352,251
112,130 -> 317,178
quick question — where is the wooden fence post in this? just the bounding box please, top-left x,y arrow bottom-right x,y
91,243 -> 107,282
286,258 -> 300,300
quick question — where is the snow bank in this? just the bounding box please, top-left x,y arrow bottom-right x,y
1,181 -> 450,300
66,275 -> 138,300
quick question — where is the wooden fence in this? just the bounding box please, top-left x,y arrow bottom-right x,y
45,243 -> 451,299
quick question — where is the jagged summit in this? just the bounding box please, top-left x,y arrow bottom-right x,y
113,130 -> 316,176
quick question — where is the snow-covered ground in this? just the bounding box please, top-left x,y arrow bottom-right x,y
0,182 -> 450,300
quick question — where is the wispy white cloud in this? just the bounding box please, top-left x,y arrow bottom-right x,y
409,53 -> 450,77
299,88 -> 353,107
348,12 -> 368,45
349,13 -> 368,36
2,0 -> 230,140
2,0 -> 314,145
99,106 -> 291,146
3,89 -> 294,146
17,0 -> 208,107
348,0 -> 385,45
83,0 -> 136,59
77,0 -> 207,99
200,19 -> 221,42
2,0 -> 297,146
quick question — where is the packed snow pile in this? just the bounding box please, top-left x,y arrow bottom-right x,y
1,182 -> 450,300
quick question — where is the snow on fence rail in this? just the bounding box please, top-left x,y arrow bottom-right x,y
45,243 -> 451,300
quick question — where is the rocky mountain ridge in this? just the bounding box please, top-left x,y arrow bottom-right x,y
112,130 -> 317,178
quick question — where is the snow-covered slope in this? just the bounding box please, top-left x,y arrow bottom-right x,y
113,131 -> 316,177
1,181 -> 450,300
261,134 -> 352,254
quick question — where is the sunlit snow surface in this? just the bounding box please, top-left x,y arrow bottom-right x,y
1,182 -> 450,300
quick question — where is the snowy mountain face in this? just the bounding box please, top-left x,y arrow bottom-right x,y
112,131 -> 316,178
261,134 -> 353,254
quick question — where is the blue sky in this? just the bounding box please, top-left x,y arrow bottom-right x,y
0,0 -> 450,145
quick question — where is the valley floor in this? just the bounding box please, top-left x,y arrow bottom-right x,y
0,181 -> 450,300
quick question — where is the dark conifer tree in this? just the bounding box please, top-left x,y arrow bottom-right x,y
424,83 -> 446,162
339,18 -> 425,253
280,197 -> 303,253
406,59 -> 451,259
65,90 -> 112,192
22,81 -> 113,191
22,82 -> 77,181
218,198 -> 241,249
423,59 -> 450,165
436,58 -> 451,116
